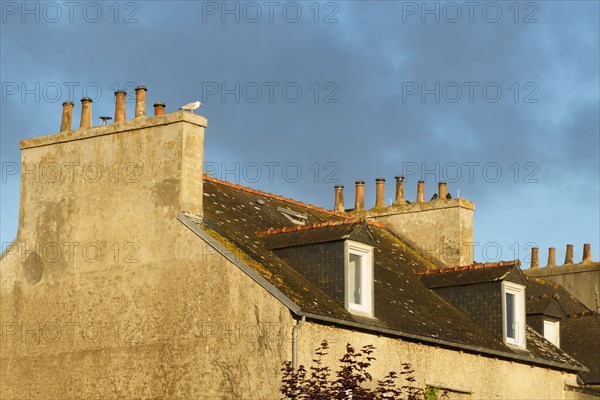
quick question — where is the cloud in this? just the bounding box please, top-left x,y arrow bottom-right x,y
1,1 -> 598,254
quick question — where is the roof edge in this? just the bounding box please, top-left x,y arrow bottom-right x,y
298,311 -> 588,374
177,212 -> 302,314
204,175 -> 349,219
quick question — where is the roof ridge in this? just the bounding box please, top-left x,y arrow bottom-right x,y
256,217 -> 384,236
204,175 -> 350,219
567,310 -> 596,318
416,260 -> 520,276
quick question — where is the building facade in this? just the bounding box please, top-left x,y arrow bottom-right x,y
1,88 -> 597,399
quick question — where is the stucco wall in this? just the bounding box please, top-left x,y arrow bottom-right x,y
367,200 -> 474,267
0,114 -> 293,399
296,322 -> 581,400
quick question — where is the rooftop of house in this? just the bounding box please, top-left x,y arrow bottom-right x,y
179,176 -> 587,373
417,261 -> 527,289
526,276 -> 591,316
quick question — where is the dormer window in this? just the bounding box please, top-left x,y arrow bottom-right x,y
503,281 -> 526,348
418,261 -> 528,349
259,219 -> 378,317
345,241 -> 374,317
543,319 -> 560,347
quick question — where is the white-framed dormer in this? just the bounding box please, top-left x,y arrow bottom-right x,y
344,240 -> 374,317
543,319 -> 560,347
502,281 -> 526,348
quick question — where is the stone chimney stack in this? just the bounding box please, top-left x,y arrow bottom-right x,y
16,85 -> 208,272
438,182 -> 447,200
115,90 -> 127,122
375,178 -> 385,208
60,101 -> 74,132
565,244 -> 574,264
393,175 -> 405,205
334,185 -> 344,213
154,102 -> 166,116
582,243 -> 592,263
547,247 -> 556,267
79,97 -> 92,129
363,177 -> 474,267
135,86 -> 147,118
417,180 -> 425,203
354,180 -> 365,211
530,247 -> 539,269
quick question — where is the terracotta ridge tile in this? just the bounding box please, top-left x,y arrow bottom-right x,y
256,217 -> 383,236
567,310 -> 595,318
416,260 -> 520,276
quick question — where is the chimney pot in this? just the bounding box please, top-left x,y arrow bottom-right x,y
134,86 -> 147,118
354,180 -> 365,211
60,101 -> 74,132
393,175 -> 405,205
438,182 -> 447,200
564,244 -> 574,264
530,247 -> 539,268
417,180 -> 425,203
79,97 -> 93,129
153,102 -> 166,116
547,247 -> 556,267
582,243 -> 592,263
334,185 -> 345,213
375,177 -> 385,208
114,90 -> 127,122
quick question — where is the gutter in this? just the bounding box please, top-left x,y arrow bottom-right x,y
292,316 -> 306,370
295,311 -> 587,374
177,213 -> 588,375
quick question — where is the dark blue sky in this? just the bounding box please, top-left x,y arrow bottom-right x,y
1,1 -> 598,266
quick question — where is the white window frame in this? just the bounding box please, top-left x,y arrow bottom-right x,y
543,319 -> 560,348
502,281 -> 526,348
344,241 -> 374,317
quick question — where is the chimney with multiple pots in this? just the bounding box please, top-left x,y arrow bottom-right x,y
530,243 -> 594,268
334,178 -> 456,211
58,86 -> 169,131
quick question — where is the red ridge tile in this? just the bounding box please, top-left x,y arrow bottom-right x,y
416,260 -> 520,276
256,217 -> 383,236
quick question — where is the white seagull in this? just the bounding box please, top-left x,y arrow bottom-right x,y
179,101 -> 202,113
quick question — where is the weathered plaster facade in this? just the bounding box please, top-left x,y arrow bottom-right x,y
0,113 -> 295,398
365,199 -> 474,267
297,322 -> 580,400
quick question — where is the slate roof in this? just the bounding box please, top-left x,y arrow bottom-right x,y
526,296 -> 565,319
525,276 -> 590,316
417,261 -> 527,288
562,312 -> 600,384
179,177 -> 587,373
